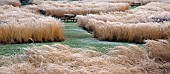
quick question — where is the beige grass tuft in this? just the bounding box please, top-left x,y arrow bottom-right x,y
0,5 -> 64,43
0,0 -> 20,7
145,39 -> 170,61
86,19 -> 170,43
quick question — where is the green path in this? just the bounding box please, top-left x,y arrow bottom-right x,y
59,22 -> 138,53
129,6 -> 138,10
0,42 -> 56,56
0,22 -> 141,56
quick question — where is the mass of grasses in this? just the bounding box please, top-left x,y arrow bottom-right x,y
77,11 -> 170,27
77,2 -> 170,27
136,2 -> 170,11
0,5 -> 64,44
145,39 -> 170,61
78,0 -> 170,4
0,39 -> 170,74
24,1 -> 129,17
77,2 -> 170,43
0,0 -> 20,7
85,19 -> 170,43
0,0 -> 170,74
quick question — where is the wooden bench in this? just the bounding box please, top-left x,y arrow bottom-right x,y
131,2 -> 143,6
62,14 -> 77,22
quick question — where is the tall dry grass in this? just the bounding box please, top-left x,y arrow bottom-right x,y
0,5 -> 64,43
0,42 -> 170,74
77,2 -> 170,28
127,2 -> 170,16
86,19 -> 170,43
80,0 -> 152,3
77,10 -> 170,27
139,2 -> 170,12
145,39 -> 170,61
80,0 -> 169,4
24,1 -> 129,17
0,0 -> 20,7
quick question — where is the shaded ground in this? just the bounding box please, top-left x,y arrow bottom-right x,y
0,21 -> 141,56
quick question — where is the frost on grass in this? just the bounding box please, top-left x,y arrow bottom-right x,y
0,40 -> 170,74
